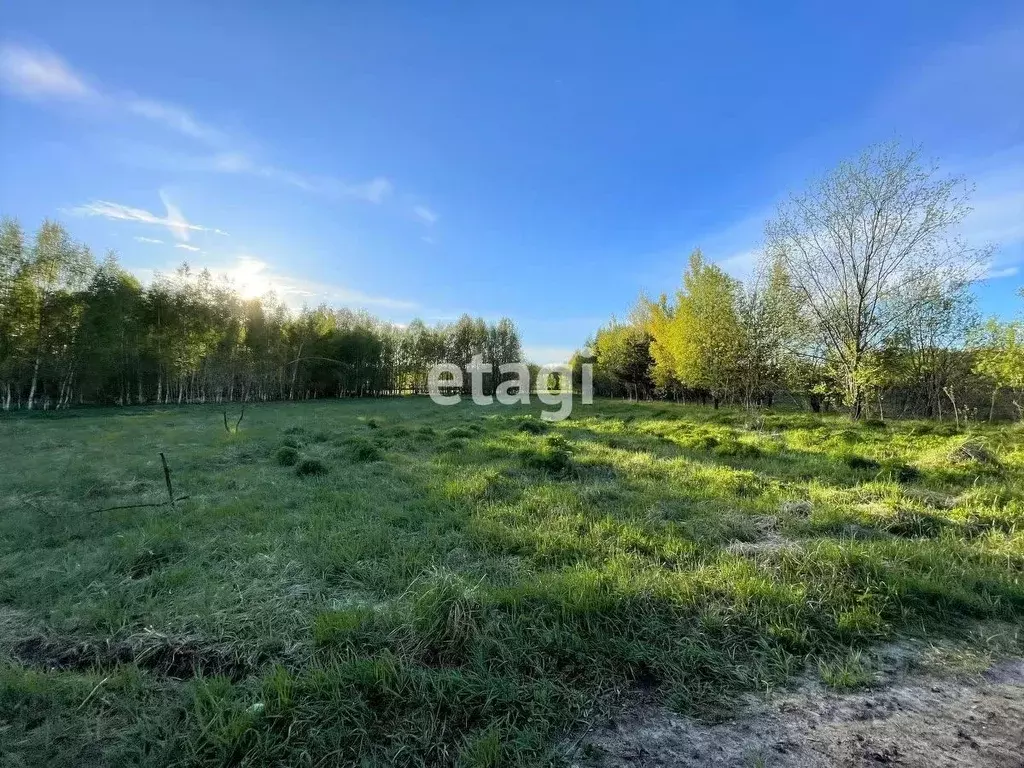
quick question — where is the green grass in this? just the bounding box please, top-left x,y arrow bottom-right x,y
1,399 -> 1022,766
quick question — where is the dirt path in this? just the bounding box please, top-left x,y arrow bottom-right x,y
570,658 -> 1024,767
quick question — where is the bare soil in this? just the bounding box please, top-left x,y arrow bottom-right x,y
570,656 -> 1024,767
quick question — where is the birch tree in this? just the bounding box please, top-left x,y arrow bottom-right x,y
765,142 -> 987,418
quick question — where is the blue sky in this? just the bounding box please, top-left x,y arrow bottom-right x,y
1,1 -> 1022,362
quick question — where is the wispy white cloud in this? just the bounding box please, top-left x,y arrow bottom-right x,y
127,99 -> 225,145
0,43 -> 96,101
2,42 -> 399,207
204,152 -> 393,203
983,265 -> 1019,280
174,243 -> 201,252
350,177 -> 393,205
69,191 -> 228,242
413,205 -> 438,225
0,43 -> 214,147
133,236 -> 164,244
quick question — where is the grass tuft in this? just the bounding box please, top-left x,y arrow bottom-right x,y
844,454 -> 881,471
275,446 -> 299,466
295,457 -> 328,476
517,420 -> 548,435
350,439 -> 384,462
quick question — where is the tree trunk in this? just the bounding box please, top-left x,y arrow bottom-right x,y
27,352 -> 41,410
290,341 -> 303,400
849,388 -> 863,420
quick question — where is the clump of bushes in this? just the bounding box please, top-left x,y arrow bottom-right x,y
366,418 -> 379,429
446,426 -> 475,439
275,446 -> 300,466
295,457 -> 328,476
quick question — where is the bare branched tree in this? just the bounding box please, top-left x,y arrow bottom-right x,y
765,142 -> 989,419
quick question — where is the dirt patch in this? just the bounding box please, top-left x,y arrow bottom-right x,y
10,628 -> 249,681
569,659 -> 1024,767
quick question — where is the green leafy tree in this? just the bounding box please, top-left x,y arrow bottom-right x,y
765,142 -> 988,419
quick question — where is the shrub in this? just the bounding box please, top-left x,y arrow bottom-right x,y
295,457 -> 328,476
275,446 -> 300,466
446,427 -> 474,439
366,418 -> 379,429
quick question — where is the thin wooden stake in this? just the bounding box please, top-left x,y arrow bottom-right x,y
235,400 -> 246,431
160,452 -> 175,507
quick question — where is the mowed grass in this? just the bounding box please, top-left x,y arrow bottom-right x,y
1,399 -> 1022,766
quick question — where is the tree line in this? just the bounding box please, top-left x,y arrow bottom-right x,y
0,219 -> 524,410
575,143 -> 1024,421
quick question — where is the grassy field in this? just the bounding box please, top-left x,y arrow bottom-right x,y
1,398 -> 1022,766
